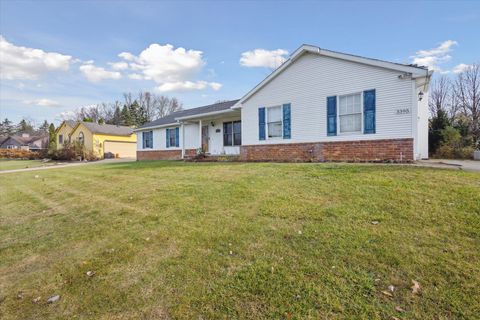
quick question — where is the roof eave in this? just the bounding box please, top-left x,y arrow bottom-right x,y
134,122 -> 179,132
174,108 -> 239,121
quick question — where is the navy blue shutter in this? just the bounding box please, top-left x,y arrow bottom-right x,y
282,103 -> 291,139
363,89 -> 376,134
149,131 -> 153,148
175,127 -> 180,147
142,132 -> 146,148
327,96 -> 337,136
258,107 -> 266,140
166,129 -> 170,148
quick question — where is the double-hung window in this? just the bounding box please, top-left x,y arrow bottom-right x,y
267,106 -> 282,138
166,128 -> 179,148
339,93 -> 362,133
58,134 -> 63,144
223,121 -> 241,146
143,131 -> 153,149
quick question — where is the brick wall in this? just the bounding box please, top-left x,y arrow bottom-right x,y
137,149 -> 196,161
240,138 -> 413,162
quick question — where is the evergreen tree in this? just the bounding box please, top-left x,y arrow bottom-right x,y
128,101 -> 140,126
17,119 -> 35,134
48,123 -> 57,156
39,120 -> 50,134
0,118 -> 15,135
121,105 -> 133,126
112,106 -> 122,125
429,109 -> 450,155
137,105 -> 148,126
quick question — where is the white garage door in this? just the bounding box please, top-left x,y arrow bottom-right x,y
104,141 -> 137,159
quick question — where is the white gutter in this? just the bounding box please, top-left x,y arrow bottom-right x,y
133,122 -> 179,132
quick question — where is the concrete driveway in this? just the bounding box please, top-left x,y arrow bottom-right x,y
415,159 -> 480,172
0,158 -> 135,174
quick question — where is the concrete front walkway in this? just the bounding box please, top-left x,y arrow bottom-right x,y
0,158 -> 135,174
415,159 -> 480,172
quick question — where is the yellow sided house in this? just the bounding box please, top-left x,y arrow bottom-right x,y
55,120 -> 76,149
68,122 -> 137,159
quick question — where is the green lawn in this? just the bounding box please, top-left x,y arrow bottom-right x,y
0,160 -> 54,171
0,161 -> 479,319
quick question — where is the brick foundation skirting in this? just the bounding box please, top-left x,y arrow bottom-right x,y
240,138 -> 413,162
137,149 -> 196,161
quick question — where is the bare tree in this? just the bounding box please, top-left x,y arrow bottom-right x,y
429,76 -> 450,117
154,95 -> 183,118
454,63 -> 480,147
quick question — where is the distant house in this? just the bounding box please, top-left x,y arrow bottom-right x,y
0,133 -> 49,151
135,44 -> 432,162
60,121 -> 137,158
55,120 -> 76,149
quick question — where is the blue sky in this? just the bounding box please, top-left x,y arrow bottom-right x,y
0,0 -> 479,126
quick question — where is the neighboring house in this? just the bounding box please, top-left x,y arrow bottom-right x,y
136,44 -> 432,162
69,122 -> 137,158
135,100 -> 241,160
55,120 -> 76,149
0,133 -> 49,151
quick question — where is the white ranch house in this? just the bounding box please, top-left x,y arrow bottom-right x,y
135,44 -> 432,162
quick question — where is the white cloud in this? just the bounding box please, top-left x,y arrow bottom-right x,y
108,61 -> 129,70
128,73 -> 143,80
118,43 -> 221,92
0,35 -> 72,80
411,40 -> 457,71
118,52 -> 135,61
23,98 -> 60,107
79,63 -> 122,82
452,63 -> 471,74
240,49 -> 289,69
157,81 -> 222,92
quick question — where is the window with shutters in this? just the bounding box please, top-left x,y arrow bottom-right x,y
143,131 -> 153,149
267,106 -> 282,138
223,121 -> 241,146
338,93 -> 362,133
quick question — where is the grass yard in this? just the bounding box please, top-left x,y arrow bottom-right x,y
0,161 -> 479,319
0,160 -> 54,171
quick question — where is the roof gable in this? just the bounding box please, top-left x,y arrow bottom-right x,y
55,120 -> 76,134
236,44 -> 432,105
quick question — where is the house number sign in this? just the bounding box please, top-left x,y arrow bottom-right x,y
396,108 -> 410,115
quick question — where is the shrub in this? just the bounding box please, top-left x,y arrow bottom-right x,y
51,141 -> 95,161
434,126 -> 474,159
0,149 -> 41,159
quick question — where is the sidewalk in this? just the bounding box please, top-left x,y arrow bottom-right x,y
415,159 -> 480,172
0,158 -> 135,174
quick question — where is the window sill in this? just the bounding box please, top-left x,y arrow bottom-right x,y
338,131 -> 363,136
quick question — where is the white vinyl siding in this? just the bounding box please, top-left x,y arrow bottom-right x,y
241,52 -> 414,145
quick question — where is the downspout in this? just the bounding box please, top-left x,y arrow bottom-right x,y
181,122 -> 185,159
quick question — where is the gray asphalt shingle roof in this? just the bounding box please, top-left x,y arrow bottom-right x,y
79,122 -> 134,136
137,99 -> 239,129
